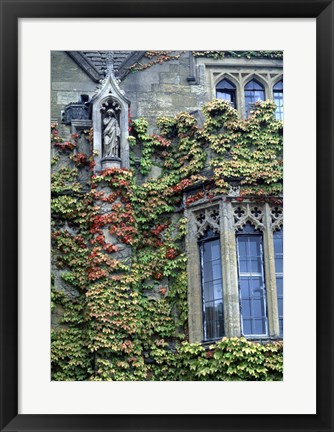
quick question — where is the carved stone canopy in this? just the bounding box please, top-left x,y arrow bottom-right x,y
91,69 -> 130,171
100,100 -> 122,165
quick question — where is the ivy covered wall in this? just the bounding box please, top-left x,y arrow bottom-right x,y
51,51 -> 283,381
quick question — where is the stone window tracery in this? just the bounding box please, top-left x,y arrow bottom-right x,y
193,205 -> 221,237
233,203 -> 265,231
209,66 -> 283,119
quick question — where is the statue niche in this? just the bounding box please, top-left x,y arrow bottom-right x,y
100,100 -> 122,168
103,108 -> 120,158
91,67 -> 130,171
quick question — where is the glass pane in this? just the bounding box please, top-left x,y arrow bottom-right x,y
203,278 -> 223,300
202,261 -> 212,280
252,298 -> 265,316
216,78 -> 235,90
212,260 -> 222,280
203,282 -> 214,302
274,91 -> 283,120
242,319 -> 252,335
273,80 -> 283,90
238,236 -> 248,255
210,241 -> 220,259
204,300 -> 224,340
253,90 -> 265,101
251,277 -> 263,297
203,259 -> 221,282
250,258 -> 262,273
239,258 -> 248,273
245,81 -> 265,116
200,238 -> 224,340
242,299 -> 252,317
254,319 -> 266,335
213,280 -> 223,299
204,302 -> 214,338
239,277 -> 251,297
279,319 -> 283,336
245,79 -> 264,91
274,235 -> 283,253
276,276 -> 283,297
216,89 -> 236,107
275,257 -> 283,273
237,229 -> 268,336
203,240 -> 220,261
274,228 -> 283,337
249,237 -> 261,255
217,91 -> 232,102
278,298 -> 283,315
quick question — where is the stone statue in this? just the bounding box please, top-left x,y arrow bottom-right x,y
103,109 -> 120,158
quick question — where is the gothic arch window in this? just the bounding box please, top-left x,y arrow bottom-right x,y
186,200 -> 283,343
244,79 -> 265,117
273,80 -> 283,120
216,78 -> 237,108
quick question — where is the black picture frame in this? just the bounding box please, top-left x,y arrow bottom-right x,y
0,1 -> 333,431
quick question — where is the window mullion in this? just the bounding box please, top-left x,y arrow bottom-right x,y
263,203 -> 280,337
186,209 -> 204,343
221,201 -> 241,337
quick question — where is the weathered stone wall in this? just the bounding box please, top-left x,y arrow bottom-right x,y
51,50 -> 283,133
51,52 -> 284,380
122,53 -> 282,126
121,52 -> 207,130
51,51 -> 97,139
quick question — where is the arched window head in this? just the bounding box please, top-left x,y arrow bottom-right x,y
244,79 -> 265,117
273,80 -> 283,120
216,78 -> 236,108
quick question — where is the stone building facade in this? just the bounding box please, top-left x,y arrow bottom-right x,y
51,51 -> 283,381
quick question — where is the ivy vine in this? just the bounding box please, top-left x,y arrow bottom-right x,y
51,99 -> 283,381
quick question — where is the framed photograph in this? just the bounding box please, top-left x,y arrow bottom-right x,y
1,0 -> 333,431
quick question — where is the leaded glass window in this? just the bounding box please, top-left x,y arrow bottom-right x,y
273,80 -> 283,120
187,201 -> 283,343
273,227 -> 283,336
216,78 -> 236,108
199,229 -> 224,340
244,79 -> 265,117
236,222 -> 268,337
